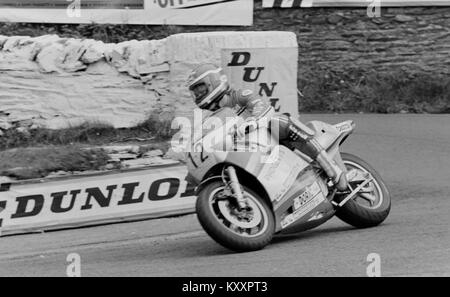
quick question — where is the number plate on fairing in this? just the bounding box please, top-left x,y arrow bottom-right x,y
281,182 -> 325,229
293,182 -> 321,210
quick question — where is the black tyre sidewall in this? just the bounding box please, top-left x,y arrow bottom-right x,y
196,181 -> 275,252
335,153 -> 391,228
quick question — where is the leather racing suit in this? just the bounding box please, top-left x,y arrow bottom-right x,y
218,88 -> 348,191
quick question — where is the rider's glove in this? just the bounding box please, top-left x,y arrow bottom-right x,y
235,117 -> 258,139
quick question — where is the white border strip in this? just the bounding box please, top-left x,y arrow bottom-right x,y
263,0 -> 450,7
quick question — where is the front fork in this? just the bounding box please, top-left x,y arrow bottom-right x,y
222,166 -> 247,210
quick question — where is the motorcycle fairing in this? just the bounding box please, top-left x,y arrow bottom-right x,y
191,145 -> 334,233
307,120 -> 354,150
255,145 -> 310,203
307,120 -> 355,172
274,169 -> 335,233
188,108 -> 356,233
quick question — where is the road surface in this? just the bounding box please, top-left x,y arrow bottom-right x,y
0,114 -> 449,277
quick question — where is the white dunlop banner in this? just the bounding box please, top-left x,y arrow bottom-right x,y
0,0 -> 253,25
0,165 -> 197,236
262,0 -> 450,7
221,47 -> 299,118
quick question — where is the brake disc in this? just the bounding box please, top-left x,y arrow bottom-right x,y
217,199 -> 262,229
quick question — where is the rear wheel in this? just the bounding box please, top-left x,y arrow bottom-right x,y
196,181 -> 275,252
335,153 -> 391,228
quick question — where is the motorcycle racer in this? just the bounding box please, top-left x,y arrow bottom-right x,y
186,63 -> 348,191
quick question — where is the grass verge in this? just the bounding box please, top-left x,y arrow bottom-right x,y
299,68 -> 450,113
0,110 -> 176,151
0,111 -> 177,180
0,146 -> 110,180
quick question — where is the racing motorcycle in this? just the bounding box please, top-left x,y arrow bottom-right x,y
186,107 -> 391,252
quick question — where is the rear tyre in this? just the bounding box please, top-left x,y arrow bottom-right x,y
196,181 -> 275,252
335,153 -> 391,228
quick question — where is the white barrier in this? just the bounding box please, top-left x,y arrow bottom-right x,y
167,31 -> 299,119
0,31 -> 298,129
0,164 -> 196,236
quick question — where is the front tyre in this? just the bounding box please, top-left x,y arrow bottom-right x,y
196,181 -> 275,252
335,153 -> 391,228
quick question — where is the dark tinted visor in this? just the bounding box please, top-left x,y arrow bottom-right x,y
190,83 -> 209,103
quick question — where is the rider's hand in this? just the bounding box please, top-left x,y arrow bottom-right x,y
235,117 -> 258,139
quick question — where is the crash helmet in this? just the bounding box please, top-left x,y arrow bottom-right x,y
186,64 -> 229,109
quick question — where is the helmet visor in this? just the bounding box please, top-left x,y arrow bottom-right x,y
189,82 -> 209,105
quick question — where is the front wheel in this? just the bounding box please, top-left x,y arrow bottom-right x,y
196,181 -> 275,252
335,153 -> 391,228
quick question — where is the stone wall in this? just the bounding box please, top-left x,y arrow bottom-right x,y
253,4 -> 450,76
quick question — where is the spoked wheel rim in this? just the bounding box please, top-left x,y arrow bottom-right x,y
344,160 -> 384,209
208,187 -> 270,238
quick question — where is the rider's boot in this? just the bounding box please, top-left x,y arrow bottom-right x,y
286,118 -> 348,191
315,149 -> 348,191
